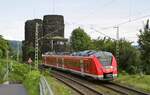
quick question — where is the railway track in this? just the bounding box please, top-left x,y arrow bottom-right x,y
100,82 -> 150,95
51,70 -> 103,95
50,70 -> 149,95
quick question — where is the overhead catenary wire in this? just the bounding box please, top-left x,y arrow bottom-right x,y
101,14 -> 150,30
67,15 -> 147,39
66,21 -> 124,41
65,22 -> 114,39
66,13 -> 150,31
90,27 -> 116,40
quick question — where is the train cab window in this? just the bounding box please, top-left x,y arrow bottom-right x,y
94,51 -> 112,66
70,50 -> 96,56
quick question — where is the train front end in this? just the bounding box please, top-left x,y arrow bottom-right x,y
94,51 -> 118,80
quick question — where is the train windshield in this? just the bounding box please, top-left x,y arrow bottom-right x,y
94,51 -> 113,66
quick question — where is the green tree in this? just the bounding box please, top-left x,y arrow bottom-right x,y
22,41 -> 42,62
0,49 -> 3,58
0,35 -> 9,57
138,19 -> 150,74
70,27 -> 92,51
119,40 -> 141,74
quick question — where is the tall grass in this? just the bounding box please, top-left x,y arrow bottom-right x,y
116,74 -> 150,92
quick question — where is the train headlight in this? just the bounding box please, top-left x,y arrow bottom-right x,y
105,66 -> 113,69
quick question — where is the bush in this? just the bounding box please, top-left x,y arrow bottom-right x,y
0,49 -> 3,58
118,40 -> 141,74
0,63 -> 5,83
10,63 -> 30,81
23,70 -> 41,95
0,59 -> 8,83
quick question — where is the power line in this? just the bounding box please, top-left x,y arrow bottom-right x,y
101,14 -> 150,29
66,13 -> 150,30
65,21 -> 117,40
90,27 -> 116,40
62,14 -> 150,42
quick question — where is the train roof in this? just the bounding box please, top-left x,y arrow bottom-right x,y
71,50 -> 113,57
43,50 -> 113,57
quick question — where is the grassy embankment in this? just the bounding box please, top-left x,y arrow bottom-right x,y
115,73 -> 150,93
0,59 -> 40,95
0,59 -> 73,95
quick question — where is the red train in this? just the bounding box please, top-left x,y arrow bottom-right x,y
42,50 -> 118,80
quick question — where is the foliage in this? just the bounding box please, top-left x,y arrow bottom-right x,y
92,38 -> 141,74
92,38 -> 115,53
116,74 -> 150,92
0,59 -> 30,82
0,35 -> 10,57
23,70 -> 41,95
26,46 -> 35,59
138,19 -> 150,74
70,27 -> 92,51
0,60 -> 6,83
119,40 -> 141,74
22,42 -> 42,62
10,63 -> 30,81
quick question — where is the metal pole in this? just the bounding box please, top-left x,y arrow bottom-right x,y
51,39 -> 53,52
17,42 -> 20,62
114,26 -> 119,64
35,23 -> 39,70
6,50 -> 9,81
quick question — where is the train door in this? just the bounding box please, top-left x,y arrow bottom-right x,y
57,56 -> 64,68
80,59 -> 84,74
83,58 -> 91,73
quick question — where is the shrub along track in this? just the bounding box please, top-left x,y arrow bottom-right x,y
50,69 -> 149,95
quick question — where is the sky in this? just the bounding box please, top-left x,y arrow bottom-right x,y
0,0 -> 150,44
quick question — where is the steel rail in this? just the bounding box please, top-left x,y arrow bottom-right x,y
51,70 -> 103,95
102,82 -> 150,95
39,76 -> 54,95
50,69 -> 149,95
